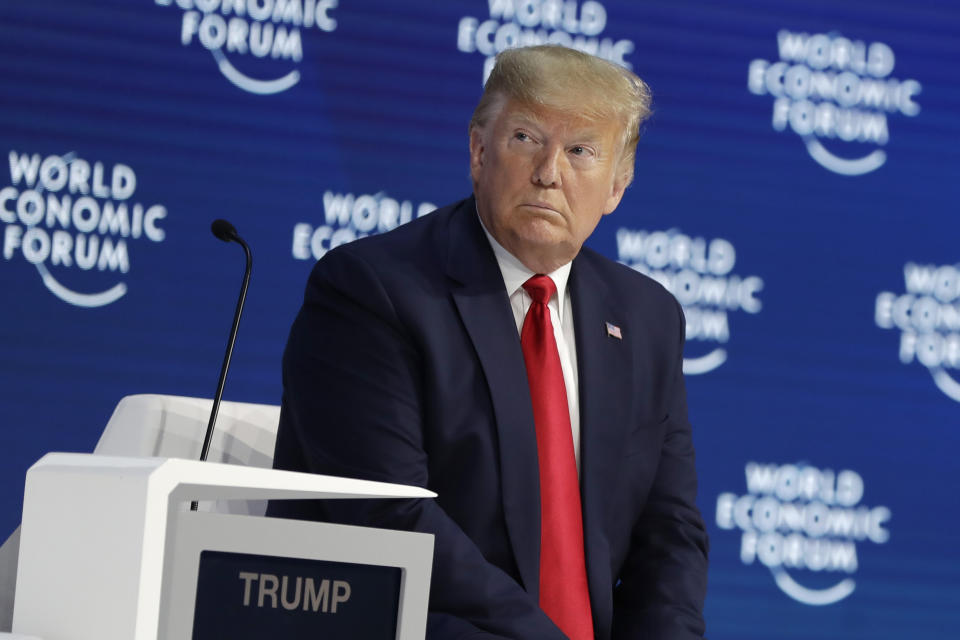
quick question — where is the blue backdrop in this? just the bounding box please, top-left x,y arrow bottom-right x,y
2,1 -> 958,637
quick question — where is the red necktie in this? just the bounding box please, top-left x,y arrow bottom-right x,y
520,275 -> 594,640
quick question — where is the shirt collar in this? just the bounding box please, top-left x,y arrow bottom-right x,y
477,212 -> 572,312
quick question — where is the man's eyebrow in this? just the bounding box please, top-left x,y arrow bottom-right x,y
504,112 -> 543,128
562,127 -> 610,146
506,114 -> 608,143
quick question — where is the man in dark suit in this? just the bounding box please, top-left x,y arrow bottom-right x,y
269,46 -> 708,639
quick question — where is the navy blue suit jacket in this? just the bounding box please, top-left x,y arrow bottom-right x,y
268,196 -> 708,639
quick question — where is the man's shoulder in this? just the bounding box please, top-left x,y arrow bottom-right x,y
304,196 -> 473,298
334,197 -> 464,254
575,245 -> 680,312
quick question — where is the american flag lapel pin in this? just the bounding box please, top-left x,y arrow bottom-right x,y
605,321 -> 622,340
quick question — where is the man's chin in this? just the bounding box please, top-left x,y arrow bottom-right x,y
514,218 -> 566,244
509,230 -> 577,271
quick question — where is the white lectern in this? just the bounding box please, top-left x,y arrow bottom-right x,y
13,453 -> 435,640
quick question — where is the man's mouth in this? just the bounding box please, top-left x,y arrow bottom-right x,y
521,202 -> 562,215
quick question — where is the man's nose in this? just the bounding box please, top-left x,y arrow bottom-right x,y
532,146 -> 563,187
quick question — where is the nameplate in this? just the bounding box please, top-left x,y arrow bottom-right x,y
192,550 -> 401,639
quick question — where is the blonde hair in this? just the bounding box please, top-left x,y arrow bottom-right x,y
469,45 -> 652,184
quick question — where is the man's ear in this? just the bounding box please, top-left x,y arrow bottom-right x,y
602,168 -> 630,216
469,126 -> 485,183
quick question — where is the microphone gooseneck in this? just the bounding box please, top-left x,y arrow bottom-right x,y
191,219 -> 253,512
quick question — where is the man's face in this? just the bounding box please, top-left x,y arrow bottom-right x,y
470,97 -> 629,274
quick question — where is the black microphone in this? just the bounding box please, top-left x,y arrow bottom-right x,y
191,219 -> 252,512
211,218 -> 239,243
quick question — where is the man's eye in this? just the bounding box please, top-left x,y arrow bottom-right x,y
570,146 -> 587,155
514,132 -> 529,142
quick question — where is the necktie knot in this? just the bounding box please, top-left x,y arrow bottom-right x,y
523,275 -> 556,305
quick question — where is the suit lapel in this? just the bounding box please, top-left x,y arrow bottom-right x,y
570,253 -> 633,637
445,199 -> 541,597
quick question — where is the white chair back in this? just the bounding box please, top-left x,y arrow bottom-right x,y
0,394 -> 281,632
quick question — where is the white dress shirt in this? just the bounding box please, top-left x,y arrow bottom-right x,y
479,219 -> 581,471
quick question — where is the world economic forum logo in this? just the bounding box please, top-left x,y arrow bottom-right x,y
875,262 -> 960,402
155,0 -> 338,95
616,226 -> 763,375
716,462 -> 891,606
456,0 -> 635,83
1,151 -> 167,308
748,30 -> 922,176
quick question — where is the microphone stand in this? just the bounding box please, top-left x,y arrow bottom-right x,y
191,220 -> 252,512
